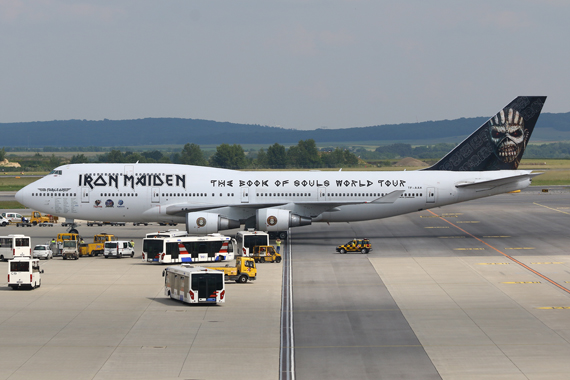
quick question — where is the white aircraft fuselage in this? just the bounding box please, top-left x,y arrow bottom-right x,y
15,164 -> 534,224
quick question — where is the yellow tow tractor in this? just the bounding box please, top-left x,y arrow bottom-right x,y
30,211 -> 58,226
79,233 -> 117,257
252,245 -> 282,263
207,257 -> 257,283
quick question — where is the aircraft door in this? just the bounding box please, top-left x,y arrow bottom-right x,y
151,187 -> 160,203
241,187 -> 249,203
81,187 -> 90,203
124,165 -> 134,176
317,187 -> 326,201
426,187 -> 436,203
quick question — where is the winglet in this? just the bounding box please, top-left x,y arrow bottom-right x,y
425,96 -> 546,171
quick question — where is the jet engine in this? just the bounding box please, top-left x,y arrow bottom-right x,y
256,208 -> 312,231
185,212 -> 240,234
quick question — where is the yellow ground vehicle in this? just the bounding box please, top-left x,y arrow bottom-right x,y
30,211 -> 58,226
79,233 -> 117,257
50,233 -> 79,256
208,257 -> 257,283
252,245 -> 282,263
336,239 -> 372,254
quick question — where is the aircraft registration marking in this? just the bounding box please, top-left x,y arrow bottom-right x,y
501,281 -> 541,284
454,248 -> 485,251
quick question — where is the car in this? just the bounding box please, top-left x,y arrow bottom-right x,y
336,239 -> 372,254
0,216 -> 9,226
32,245 -> 53,260
1,212 -> 23,223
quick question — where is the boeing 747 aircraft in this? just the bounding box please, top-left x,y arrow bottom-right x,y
16,96 -> 546,236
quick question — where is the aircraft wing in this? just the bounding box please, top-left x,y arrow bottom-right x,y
455,172 -> 542,191
165,190 -> 405,218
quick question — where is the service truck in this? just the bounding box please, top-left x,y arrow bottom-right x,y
62,240 -> 79,260
207,257 -> 257,283
30,211 -> 57,226
79,233 -> 117,257
50,233 -> 79,256
252,245 -> 282,263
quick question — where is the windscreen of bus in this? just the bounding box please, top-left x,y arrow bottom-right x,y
244,235 -> 269,249
191,273 -> 224,292
143,239 -> 163,256
16,238 -> 30,247
10,261 -> 29,272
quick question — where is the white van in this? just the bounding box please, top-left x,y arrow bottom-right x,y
104,241 -> 135,258
2,212 -> 24,223
8,257 -> 44,289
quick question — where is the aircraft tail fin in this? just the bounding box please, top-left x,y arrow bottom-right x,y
425,96 -> 546,171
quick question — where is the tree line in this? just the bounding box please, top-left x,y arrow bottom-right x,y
68,139 -> 359,170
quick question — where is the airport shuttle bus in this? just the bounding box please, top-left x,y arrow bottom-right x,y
145,229 -> 188,239
143,233 -> 235,263
163,265 -> 225,304
0,234 -> 31,261
8,257 -> 44,289
236,230 -> 269,257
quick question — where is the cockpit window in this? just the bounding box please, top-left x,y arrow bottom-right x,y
49,170 -> 63,175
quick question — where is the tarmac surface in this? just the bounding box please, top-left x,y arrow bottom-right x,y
1,188 -> 570,379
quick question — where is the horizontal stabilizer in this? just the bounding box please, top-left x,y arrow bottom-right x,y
455,172 -> 542,190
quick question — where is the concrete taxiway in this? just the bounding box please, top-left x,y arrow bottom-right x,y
1,188 -> 570,379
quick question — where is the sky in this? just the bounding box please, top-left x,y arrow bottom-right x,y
1,0 -> 569,130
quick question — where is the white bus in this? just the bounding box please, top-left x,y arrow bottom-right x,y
8,257 -> 44,289
145,229 -> 188,239
142,233 -> 236,264
163,265 -> 225,304
236,230 -> 269,257
0,234 -> 32,261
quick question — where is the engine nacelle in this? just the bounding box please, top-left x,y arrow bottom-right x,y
256,208 -> 312,231
185,212 -> 240,234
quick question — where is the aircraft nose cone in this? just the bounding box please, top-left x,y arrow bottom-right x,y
15,188 -> 24,205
